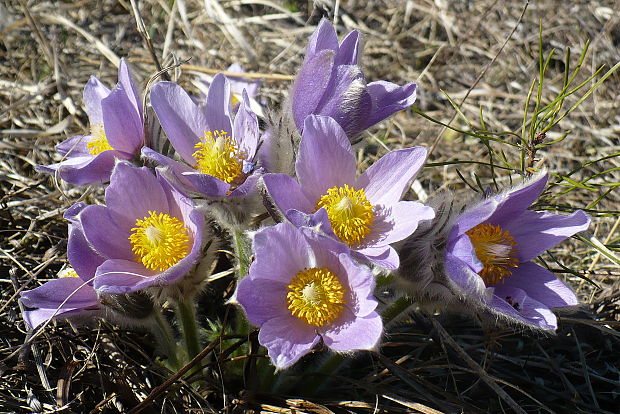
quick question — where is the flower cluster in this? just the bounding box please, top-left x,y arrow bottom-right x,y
22,20 -> 590,373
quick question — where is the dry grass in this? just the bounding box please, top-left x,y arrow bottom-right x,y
1,0 -> 619,412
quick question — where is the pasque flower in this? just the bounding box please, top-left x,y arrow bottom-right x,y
262,115 -> 434,269
20,203 -> 104,328
444,172 -> 590,330
236,222 -> 382,369
72,162 -> 204,294
144,73 -> 260,198
36,59 -> 144,185
289,19 -> 417,139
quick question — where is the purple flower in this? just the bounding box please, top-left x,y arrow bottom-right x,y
236,222 -> 382,369
144,73 -> 261,198
445,172 -> 591,330
20,203 -> 105,329
262,115 -> 434,269
36,59 -> 144,185
289,19 -> 417,139
72,162 -> 205,294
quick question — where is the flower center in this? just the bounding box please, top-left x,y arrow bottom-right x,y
58,268 -> 79,278
315,184 -> 375,247
87,123 -> 114,155
286,267 -> 346,327
192,130 -> 245,183
466,223 -> 519,286
128,211 -> 191,271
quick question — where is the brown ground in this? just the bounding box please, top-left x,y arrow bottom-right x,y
1,0 -> 619,413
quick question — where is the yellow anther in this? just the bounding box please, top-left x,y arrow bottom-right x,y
58,268 -> 79,278
286,267 -> 346,327
192,130 -> 245,183
129,211 -> 191,271
87,123 -> 114,155
466,223 -> 519,286
316,184 -> 375,247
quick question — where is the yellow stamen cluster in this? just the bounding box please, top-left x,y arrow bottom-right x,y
466,223 -> 519,286
129,211 -> 191,271
87,123 -> 114,155
286,267 -> 346,327
192,130 -> 245,183
58,268 -> 79,278
316,184 -> 375,247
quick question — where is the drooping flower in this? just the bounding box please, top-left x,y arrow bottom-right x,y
262,115 -> 434,269
71,162 -> 204,294
20,203 -> 104,329
289,19 -> 417,140
143,73 -> 261,199
235,222 -> 382,369
398,172 -> 591,331
36,59 -> 144,185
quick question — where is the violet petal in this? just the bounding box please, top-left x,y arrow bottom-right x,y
353,245 -> 400,270
205,73 -> 233,134
39,151 -> 118,186
504,209 -> 590,262
55,135 -> 89,156
233,90 -> 259,158
357,146 -> 427,206
262,173 -> 314,214
365,201 -> 435,247
490,285 -> 558,330
94,259 -> 158,294
490,172 -> 548,222
101,83 -> 144,154
305,19 -> 339,61
20,277 -> 98,310
313,65 -> 372,138
258,314 -> 319,369
236,277 -> 289,326
338,253 -> 376,317
290,50 -> 335,129
80,204 -> 133,260
117,58 -> 143,121
445,251 -> 486,297
322,309 -> 382,352
105,163 -> 169,223
83,75 -> 110,126
365,80 -> 417,128
141,147 -> 198,193
503,261 -> 578,308
150,81 -> 206,163
182,171 -> 230,197
335,30 -> 361,65
250,222 -> 312,284
296,115 -> 357,202
67,221 -> 105,285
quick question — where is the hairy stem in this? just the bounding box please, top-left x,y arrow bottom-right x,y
382,295 -> 416,329
176,298 -> 201,362
152,310 -> 181,370
233,229 -> 250,279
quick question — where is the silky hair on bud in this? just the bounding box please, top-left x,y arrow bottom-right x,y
194,190 -> 265,231
395,191 -> 471,309
261,108 -> 298,176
